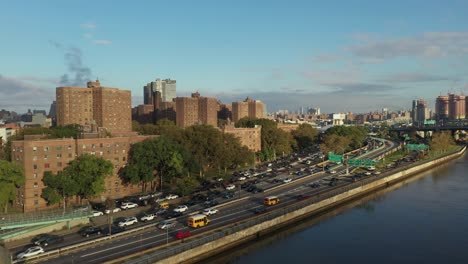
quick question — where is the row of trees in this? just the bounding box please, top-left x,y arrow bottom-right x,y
320,125 -> 369,154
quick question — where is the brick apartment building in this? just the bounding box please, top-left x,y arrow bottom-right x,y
222,125 -> 262,152
175,92 -> 218,128
56,80 -> 132,136
12,134 -> 152,212
232,97 -> 265,123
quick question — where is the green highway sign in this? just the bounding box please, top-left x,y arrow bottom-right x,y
406,144 -> 428,151
328,152 -> 343,163
347,158 -> 376,167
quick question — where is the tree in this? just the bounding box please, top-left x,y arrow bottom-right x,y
292,123 -> 319,150
41,171 -> 78,209
430,131 -> 456,153
63,154 -> 113,203
175,176 -> 199,196
320,134 -> 351,155
0,160 -> 25,213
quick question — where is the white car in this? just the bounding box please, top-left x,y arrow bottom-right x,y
329,170 -> 337,174
17,246 -> 45,259
118,216 -> 138,227
373,171 -> 381,175
91,210 -> 104,217
105,207 -> 122,214
173,205 -> 188,213
154,197 -> 167,203
238,176 -> 247,181
120,202 -> 139,210
225,184 -> 235,190
283,178 -> 292,183
165,194 -> 179,200
140,213 -> 157,222
158,221 -> 176,230
202,208 -> 219,216
365,172 -> 372,176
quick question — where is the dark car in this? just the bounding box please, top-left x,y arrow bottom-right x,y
104,225 -> 125,236
204,200 -> 219,208
297,194 -> 311,200
186,200 -> 197,206
223,192 -> 234,199
166,211 -> 183,219
329,178 -> 338,186
79,226 -> 103,237
310,182 -> 320,188
254,207 -> 267,214
154,208 -> 167,215
32,234 -> 64,247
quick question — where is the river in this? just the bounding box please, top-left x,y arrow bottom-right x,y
204,152 -> 468,264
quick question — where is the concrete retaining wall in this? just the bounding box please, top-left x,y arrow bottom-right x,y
156,146 -> 466,264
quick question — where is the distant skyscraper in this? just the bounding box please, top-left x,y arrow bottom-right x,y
48,101 -> 56,119
412,99 -> 429,123
143,78 -> 176,104
448,94 -> 466,120
435,95 -> 449,120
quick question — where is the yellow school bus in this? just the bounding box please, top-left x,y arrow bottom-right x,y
187,214 -> 210,228
264,196 -> 280,206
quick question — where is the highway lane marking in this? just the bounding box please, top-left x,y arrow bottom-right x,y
80,227 -> 184,258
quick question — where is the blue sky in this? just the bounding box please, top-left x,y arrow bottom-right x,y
1,0 -> 468,114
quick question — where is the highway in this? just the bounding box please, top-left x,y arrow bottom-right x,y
10,139 -> 399,264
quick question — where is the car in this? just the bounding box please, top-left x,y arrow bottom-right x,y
217,177 -> 224,182
202,208 -> 219,216
138,194 -> 151,201
17,246 -> 45,259
154,197 -> 167,203
118,216 -> 138,227
158,221 -> 176,229
175,230 -> 192,239
91,210 -> 104,217
225,184 -> 236,190
364,172 -> 372,176
310,182 -> 321,188
105,207 -> 122,214
373,171 -> 381,175
238,176 -> 247,181
297,194 -> 311,200
204,200 -> 219,208
79,226 -> 103,237
329,179 -> 338,186
165,194 -> 179,200
186,200 -> 197,206
120,202 -> 139,210
254,207 -> 267,214
223,192 -> 234,199
329,170 -> 337,174
32,234 -> 64,247
140,213 -> 157,222
154,208 -> 167,215
166,211 -> 183,219
283,178 -> 292,183
246,185 -> 257,192
173,205 -> 188,213
103,225 -> 125,236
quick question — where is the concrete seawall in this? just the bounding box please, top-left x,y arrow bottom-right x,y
123,146 -> 467,264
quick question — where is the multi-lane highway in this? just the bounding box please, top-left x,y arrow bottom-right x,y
11,139 -> 399,263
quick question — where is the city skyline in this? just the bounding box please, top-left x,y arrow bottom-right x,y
1,1 -> 468,114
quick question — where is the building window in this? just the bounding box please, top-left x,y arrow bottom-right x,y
45,163 -> 50,169
33,173 -> 38,179
44,146 -> 49,151
82,144 -> 86,149
44,155 -> 48,160
57,162 -> 62,167
122,157 -> 126,161
34,200 -> 39,205
68,145 -> 72,150
68,153 -> 73,158
33,156 -> 37,161
34,192 -> 39,197
33,147 -> 37,151
34,182 -> 38,188
56,146 -> 62,151
57,153 -> 62,158
33,164 -> 37,170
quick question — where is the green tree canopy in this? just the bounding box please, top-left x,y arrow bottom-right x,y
430,131 -> 456,152
62,154 -> 113,202
292,123 -> 319,150
41,171 -> 79,209
0,160 -> 25,212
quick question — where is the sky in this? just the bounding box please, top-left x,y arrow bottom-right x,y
1,0 -> 468,114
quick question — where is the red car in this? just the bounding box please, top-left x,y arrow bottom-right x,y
175,230 -> 192,239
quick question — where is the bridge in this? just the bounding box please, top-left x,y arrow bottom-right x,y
389,119 -> 468,134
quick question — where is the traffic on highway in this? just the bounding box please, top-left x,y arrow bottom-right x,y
10,138 -> 406,263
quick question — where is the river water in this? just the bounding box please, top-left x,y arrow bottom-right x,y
204,152 -> 468,264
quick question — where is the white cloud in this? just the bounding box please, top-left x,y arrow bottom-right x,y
83,33 -> 93,39
80,22 -> 96,29
93,40 -> 112,45
347,32 -> 468,59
